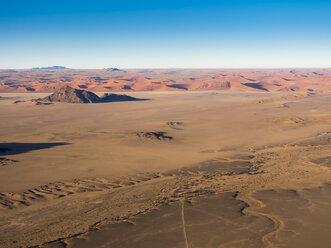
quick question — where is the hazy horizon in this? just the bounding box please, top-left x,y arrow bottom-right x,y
1,66 -> 331,70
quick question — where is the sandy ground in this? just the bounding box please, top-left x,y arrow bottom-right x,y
1,90 -> 331,247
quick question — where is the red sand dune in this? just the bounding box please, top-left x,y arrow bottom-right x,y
0,68 -> 331,93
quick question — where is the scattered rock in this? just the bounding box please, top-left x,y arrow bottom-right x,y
136,132 -> 173,141
13,100 -> 25,104
35,101 -> 53,105
167,121 -> 183,130
0,158 -> 18,167
282,117 -> 304,124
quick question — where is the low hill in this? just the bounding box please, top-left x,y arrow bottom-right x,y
37,86 -> 142,103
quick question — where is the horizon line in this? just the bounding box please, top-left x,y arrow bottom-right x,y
1,67 -> 331,70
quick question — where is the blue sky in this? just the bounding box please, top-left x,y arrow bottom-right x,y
1,0 -> 330,69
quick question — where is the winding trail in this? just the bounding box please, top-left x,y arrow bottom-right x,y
240,192 -> 284,248
181,200 -> 189,248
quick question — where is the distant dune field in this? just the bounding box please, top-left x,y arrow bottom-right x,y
1,68 -> 331,93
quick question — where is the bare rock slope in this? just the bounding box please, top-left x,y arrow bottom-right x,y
38,86 -> 141,103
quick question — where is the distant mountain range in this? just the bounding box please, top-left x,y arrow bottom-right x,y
32,66 -> 69,70
106,68 -> 126,72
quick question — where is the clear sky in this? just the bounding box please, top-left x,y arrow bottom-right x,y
1,0 -> 330,69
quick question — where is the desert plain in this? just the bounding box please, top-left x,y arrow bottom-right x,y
1,69 -> 331,247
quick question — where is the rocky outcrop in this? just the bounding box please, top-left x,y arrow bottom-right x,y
37,86 -> 142,103
136,132 -> 173,141
40,86 -> 100,103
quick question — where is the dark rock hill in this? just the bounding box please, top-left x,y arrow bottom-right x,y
37,86 -> 142,103
100,93 -> 139,102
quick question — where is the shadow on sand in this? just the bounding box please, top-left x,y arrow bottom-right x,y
0,142 -> 70,156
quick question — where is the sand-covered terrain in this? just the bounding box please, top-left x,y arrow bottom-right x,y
1,68 -> 331,93
2,74 -> 331,247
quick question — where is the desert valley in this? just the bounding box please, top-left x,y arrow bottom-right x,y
1,68 -> 331,247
